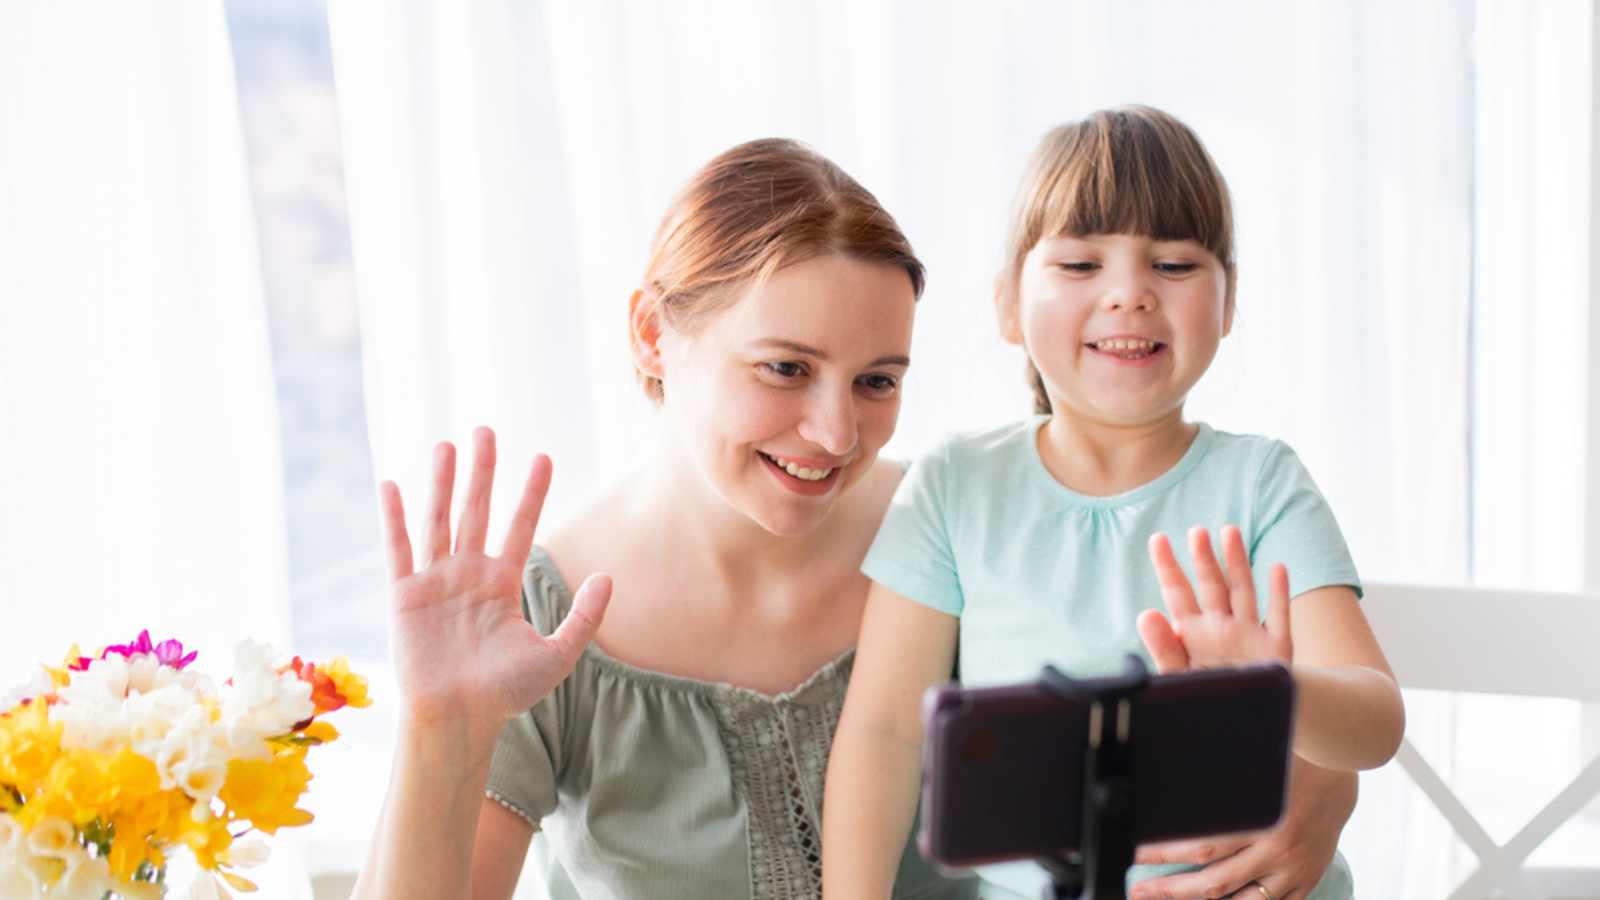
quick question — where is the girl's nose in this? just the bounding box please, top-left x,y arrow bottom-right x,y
1100,272 -> 1158,312
797,386 -> 858,458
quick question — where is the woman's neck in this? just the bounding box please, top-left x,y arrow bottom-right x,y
1036,406 -> 1198,497
626,451 -> 849,594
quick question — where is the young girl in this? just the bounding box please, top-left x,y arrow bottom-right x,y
821,107 -> 1404,900
352,140 -> 974,899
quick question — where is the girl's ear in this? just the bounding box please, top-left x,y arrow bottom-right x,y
994,280 -> 1023,345
1221,281 -> 1236,338
629,288 -> 665,379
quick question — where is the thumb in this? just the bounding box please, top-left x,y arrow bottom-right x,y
1266,563 -> 1294,662
1136,609 -> 1189,674
548,573 -> 612,665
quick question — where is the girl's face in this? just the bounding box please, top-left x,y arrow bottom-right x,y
650,254 -> 916,536
1002,233 -> 1231,426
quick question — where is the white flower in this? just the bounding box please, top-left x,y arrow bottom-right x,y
51,658 -> 132,754
219,641 -> 312,757
23,818 -> 76,861
221,833 -> 271,869
0,841 -> 43,900
0,669 -> 55,712
184,871 -> 234,900
151,705 -> 230,805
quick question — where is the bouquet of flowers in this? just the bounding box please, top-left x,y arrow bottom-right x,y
0,630 -> 370,899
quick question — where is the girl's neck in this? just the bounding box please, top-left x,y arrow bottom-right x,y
1036,406 -> 1198,497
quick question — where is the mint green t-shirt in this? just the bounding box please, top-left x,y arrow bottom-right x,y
861,417 -> 1360,899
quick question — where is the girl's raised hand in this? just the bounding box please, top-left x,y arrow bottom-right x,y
1136,525 -> 1292,674
378,427 -> 611,746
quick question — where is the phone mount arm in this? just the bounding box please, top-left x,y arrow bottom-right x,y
1036,654 -> 1150,900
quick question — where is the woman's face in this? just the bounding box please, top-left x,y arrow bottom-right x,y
653,254 -> 916,536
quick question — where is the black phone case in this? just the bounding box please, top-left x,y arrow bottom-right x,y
918,663 -> 1295,868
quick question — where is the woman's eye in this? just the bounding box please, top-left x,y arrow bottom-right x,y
1057,262 -> 1098,273
762,361 -> 805,379
1155,262 -> 1198,274
856,373 -> 899,395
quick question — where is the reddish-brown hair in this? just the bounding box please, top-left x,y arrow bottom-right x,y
998,106 -> 1236,413
635,138 -> 923,402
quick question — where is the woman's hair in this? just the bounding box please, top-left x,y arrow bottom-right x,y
634,138 -> 924,402
998,106 -> 1236,414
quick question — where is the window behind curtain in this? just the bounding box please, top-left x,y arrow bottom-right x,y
223,0 -> 386,660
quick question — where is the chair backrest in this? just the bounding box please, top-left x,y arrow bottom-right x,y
1362,581 -> 1600,703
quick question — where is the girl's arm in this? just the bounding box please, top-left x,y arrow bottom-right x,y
1137,526 -> 1404,771
822,581 -> 960,899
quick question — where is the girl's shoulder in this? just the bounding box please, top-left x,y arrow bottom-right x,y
909,416 -> 1044,468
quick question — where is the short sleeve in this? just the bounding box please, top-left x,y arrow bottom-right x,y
861,440 -> 965,616
483,549 -> 574,826
1248,442 -> 1363,602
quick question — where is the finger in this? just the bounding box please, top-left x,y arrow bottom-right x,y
454,426 -> 497,555
500,454 -> 553,566
421,442 -> 456,567
378,480 -> 414,581
1128,836 -> 1264,900
1135,609 -> 1189,674
1134,832 -> 1252,866
1228,875 -> 1296,900
1220,524 -> 1259,621
1266,563 -> 1294,661
547,573 -> 612,666
1147,532 -> 1202,618
1188,527 -> 1231,614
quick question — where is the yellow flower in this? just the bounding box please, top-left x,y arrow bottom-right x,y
176,813 -> 234,871
299,721 -> 338,744
43,748 -> 116,825
219,745 -> 314,834
0,700 -> 61,800
322,657 -> 371,709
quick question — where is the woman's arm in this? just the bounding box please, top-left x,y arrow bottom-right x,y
1130,756 -> 1357,900
350,428 -> 609,900
1137,526 -> 1404,771
822,582 -> 959,899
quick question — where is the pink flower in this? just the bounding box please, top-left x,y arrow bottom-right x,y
102,629 -> 156,660
154,638 -> 198,670
97,630 -> 197,669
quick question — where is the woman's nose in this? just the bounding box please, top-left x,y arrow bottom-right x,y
797,386 -> 858,458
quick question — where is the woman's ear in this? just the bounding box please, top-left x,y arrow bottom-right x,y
629,288 -> 665,379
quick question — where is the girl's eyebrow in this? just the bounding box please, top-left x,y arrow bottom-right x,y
749,338 -> 910,368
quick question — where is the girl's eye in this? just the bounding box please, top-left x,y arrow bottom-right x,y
762,361 -> 806,379
1155,262 -> 1199,275
1057,262 -> 1098,273
856,373 -> 900,395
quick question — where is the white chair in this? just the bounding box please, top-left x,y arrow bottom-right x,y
1364,582 -> 1600,900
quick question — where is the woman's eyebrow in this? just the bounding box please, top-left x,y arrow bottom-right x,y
750,338 -> 909,368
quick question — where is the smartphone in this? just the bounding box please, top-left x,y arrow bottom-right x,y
918,663 -> 1295,868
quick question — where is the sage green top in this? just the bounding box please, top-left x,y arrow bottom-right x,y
486,546 -> 976,900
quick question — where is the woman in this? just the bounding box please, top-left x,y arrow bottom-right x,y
351,138 -> 971,899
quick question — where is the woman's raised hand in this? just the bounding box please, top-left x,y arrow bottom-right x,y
1136,525 -> 1292,674
378,426 -> 611,743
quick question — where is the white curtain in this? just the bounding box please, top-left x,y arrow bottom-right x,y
0,2 -> 292,669
0,1 -> 308,894
329,2 -> 1597,895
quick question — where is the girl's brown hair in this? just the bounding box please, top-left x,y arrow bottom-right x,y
998,106 -> 1236,413
634,138 -> 924,402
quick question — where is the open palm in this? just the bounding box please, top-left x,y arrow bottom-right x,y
1137,525 -> 1292,674
379,427 -> 611,740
